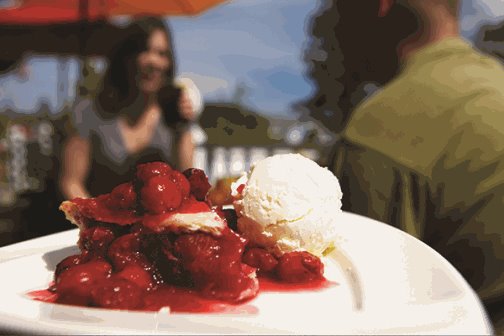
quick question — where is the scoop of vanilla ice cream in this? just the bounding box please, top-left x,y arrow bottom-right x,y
232,153 -> 343,257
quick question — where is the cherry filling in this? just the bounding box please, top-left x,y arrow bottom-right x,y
33,162 -> 329,312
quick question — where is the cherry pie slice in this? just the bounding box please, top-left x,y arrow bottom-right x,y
42,162 -> 325,312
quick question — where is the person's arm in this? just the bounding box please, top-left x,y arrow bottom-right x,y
174,80 -> 201,171
177,128 -> 194,171
59,135 -> 91,199
178,90 -> 196,122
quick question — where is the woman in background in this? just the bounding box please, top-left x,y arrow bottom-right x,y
60,17 -> 196,199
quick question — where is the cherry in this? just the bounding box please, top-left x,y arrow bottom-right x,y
173,233 -> 228,289
136,162 -> 172,182
276,251 -> 324,283
183,168 -> 211,201
174,228 -> 256,302
54,254 -> 85,280
174,233 -> 220,263
218,228 -> 248,262
242,248 -> 278,274
107,234 -> 143,271
56,260 -> 112,305
91,277 -> 143,310
116,265 -> 154,290
169,170 -> 190,198
78,226 -> 115,255
108,233 -> 140,254
199,262 -> 258,302
140,175 -> 182,214
107,182 -> 137,209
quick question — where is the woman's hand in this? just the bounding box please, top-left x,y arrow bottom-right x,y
178,90 -> 196,121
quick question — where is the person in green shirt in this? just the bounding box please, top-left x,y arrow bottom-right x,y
330,0 -> 504,333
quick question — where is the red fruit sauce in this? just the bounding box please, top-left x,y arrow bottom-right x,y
28,277 -> 335,314
28,162 -> 335,314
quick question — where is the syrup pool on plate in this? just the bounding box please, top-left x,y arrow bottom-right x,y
28,274 -> 336,314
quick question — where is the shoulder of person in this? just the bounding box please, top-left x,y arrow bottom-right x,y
341,77 -> 409,144
70,97 -> 104,138
408,43 -> 504,100
341,76 -> 504,177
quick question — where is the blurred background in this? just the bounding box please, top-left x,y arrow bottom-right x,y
0,0 -> 503,246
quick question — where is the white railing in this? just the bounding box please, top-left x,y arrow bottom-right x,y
193,145 -> 320,184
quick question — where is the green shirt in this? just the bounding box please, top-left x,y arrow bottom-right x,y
333,37 -> 504,333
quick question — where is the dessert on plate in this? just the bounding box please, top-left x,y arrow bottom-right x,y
35,154 -> 343,312
232,153 -> 343,257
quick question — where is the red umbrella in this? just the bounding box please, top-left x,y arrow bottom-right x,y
0,0 -> 230,70
0,0 -> 229,24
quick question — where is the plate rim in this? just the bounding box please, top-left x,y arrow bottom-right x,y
0,212 -> 494,335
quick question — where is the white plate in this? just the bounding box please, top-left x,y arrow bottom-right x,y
0,212 -> 493,335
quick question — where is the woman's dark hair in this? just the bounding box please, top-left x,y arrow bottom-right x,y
96,17 -> 184,126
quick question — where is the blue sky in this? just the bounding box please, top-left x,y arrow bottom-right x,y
0,0 -> 503,119
169,0 -> 319,118
460,0 -> 504,39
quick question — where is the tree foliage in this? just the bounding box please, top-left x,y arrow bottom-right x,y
300,0 -> 347,133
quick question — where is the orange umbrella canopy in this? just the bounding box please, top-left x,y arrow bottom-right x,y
0,0 -> 229,24
111,0 -> 228,16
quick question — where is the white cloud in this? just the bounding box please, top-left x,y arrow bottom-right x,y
479,0 -> 504,17
179,72 -> 229,95
174,28 -> 293,59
